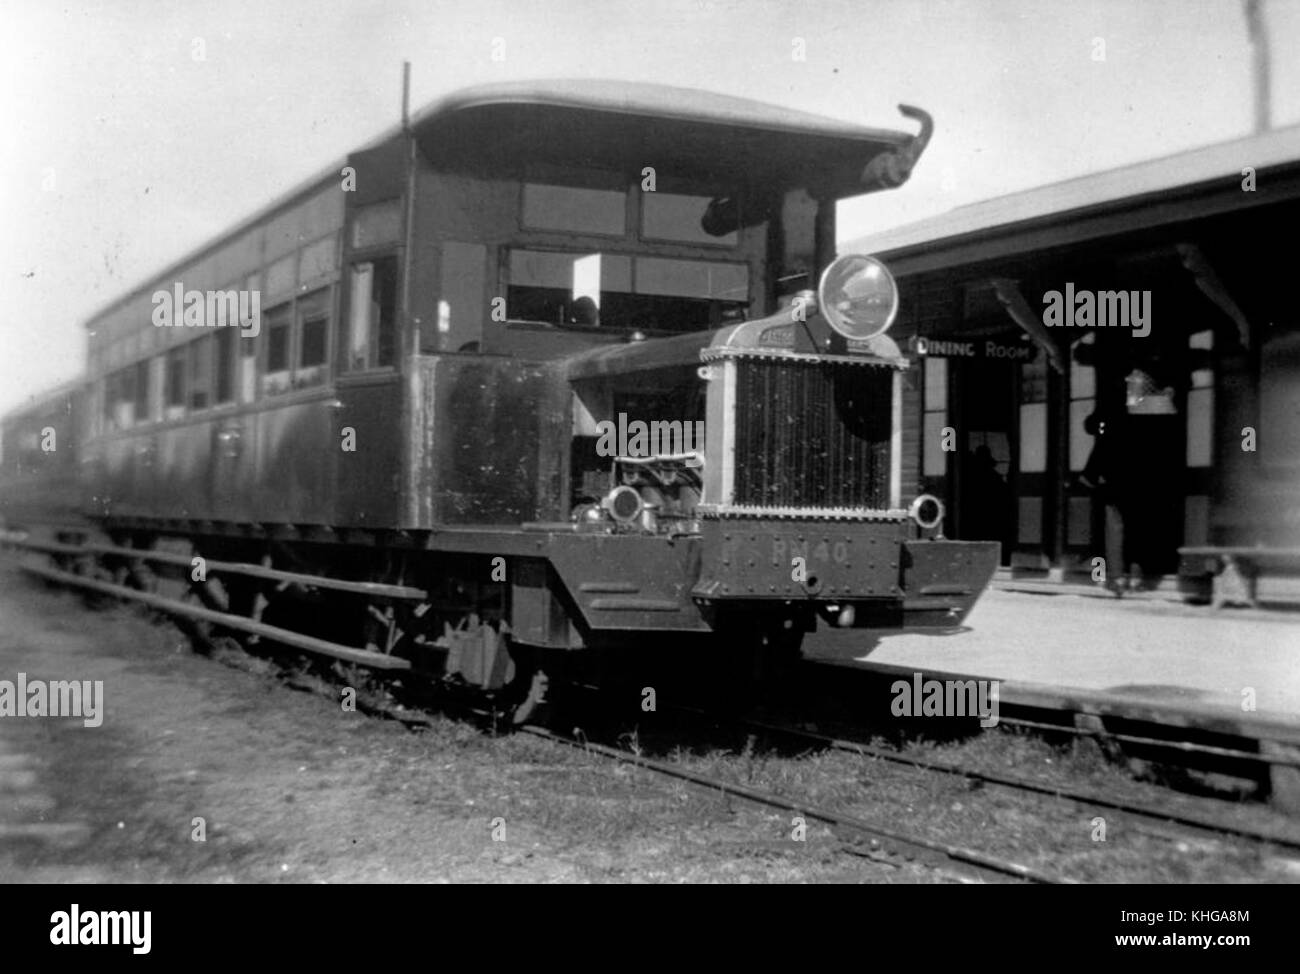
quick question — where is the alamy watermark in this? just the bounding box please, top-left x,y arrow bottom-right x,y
50,905 -> 150,954
891,673 -> 1000,728
0,673 -> 103,727
151,283 -> 261,337
595,413 -> 704,466
1041,283 -> 1150,338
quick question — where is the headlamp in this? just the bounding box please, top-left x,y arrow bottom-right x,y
817,254 -> 900,341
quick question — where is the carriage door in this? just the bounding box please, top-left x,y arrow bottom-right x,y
334,254 -> 403,527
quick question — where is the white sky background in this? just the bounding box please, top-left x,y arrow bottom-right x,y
2,0 -> 1297,415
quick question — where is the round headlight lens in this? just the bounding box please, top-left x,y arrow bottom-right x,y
908,493 -> 946,530
817,254 -> 900,340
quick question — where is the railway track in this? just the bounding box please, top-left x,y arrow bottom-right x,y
12,548 -> 1299,880
648,701 -> 1300,852
517,725 -> 1071,884
309,666 -> 1300,879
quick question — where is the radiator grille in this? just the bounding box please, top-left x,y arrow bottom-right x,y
732,358 -> 893,510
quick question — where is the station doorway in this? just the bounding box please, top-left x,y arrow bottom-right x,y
949,356 -> 1018,566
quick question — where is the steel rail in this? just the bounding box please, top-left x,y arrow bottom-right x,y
995,715 -> 1299,768
520,725 -> 1071,884
562,684 -> 1300,851
18,561 -> 411,670
3,537 -> 427,601
724,712 -> 1300,851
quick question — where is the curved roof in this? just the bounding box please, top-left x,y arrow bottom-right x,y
408,79 -> 912,145
406,78 -> 921,203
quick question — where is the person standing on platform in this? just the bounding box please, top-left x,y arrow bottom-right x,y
1079,409 -> 1131,595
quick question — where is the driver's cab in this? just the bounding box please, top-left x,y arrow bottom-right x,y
334,81 -> 930,528
378,80 -> 919,364
412,161 -> 813,364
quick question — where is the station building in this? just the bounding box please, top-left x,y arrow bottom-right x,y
848,125 -> 1300,589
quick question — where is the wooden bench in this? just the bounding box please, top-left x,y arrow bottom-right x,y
1178,546 -> 1300,608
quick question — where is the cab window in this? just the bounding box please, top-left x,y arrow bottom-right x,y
522,182 -> 627,237
641,192 -> 738,246
505,248 -> 748,334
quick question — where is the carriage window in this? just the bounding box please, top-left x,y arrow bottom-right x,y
300,313 -> 328,367
299,235 -> 337,285
265,253 -> 296,302
188,334 -> 213,411
239,331 -> 257,403
164,348 -> 186,420
347,257 -> 397,370
133,360 -> 149,423
262,304 -> 292,396
522,183 -> 626,236
642,192 -> 738,246
296,288 -> 330,387
104,366 -> 137,431
149,355 -> 166,421
267,312 -> 290,371
215,326 -> 237,405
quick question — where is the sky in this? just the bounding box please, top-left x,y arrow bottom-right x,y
2,0 -> 1297,415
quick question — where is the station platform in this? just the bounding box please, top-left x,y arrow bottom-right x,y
805,587 -> 1300,808
805,587 -> 1300,728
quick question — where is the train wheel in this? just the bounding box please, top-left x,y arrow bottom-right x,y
511,669 -> 552,727
715,622 -> 805,714
754,624 -> 805,685
502,642 -> 569,728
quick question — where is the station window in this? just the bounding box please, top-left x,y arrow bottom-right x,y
1186,329 -> 1214,469
347,257 -> 398,370
1068,334 -> 1096,472
922,358 -> 948,477
1018,353 -> 1048,474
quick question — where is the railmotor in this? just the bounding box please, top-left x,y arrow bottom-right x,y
0,81 -> 1000,722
